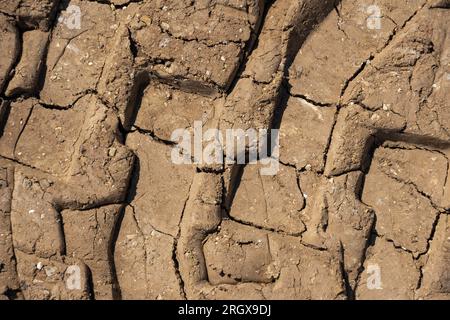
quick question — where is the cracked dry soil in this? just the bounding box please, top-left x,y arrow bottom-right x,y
0,0 -> 449,300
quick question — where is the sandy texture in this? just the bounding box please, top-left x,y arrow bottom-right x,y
0,0 -> 449,300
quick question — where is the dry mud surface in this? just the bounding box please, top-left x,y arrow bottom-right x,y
0,0 -> 449,300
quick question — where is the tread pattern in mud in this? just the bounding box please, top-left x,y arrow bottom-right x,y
0,0 -> 449,300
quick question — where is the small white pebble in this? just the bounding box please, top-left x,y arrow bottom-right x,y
371,113 -> 381,121
45,267 -> 56,277
161,22 -> 170,30
108,147 -> 117,157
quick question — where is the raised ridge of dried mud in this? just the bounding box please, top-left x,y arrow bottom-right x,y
0,0 -> 449,300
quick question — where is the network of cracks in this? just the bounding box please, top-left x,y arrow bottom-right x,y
0,0 -> 449,300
